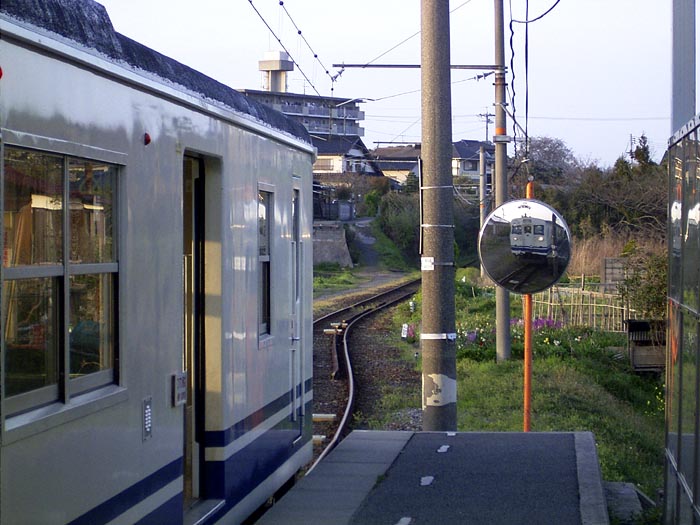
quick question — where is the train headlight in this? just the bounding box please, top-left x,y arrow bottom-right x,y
537,236 -> 544,241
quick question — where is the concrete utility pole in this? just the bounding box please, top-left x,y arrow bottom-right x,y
479,145 -> 487,278
672,0 -> 695,132
494,0 -> 511,361
420,0 -> 457,431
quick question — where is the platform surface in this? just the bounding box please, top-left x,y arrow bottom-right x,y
256,430 -> 609,525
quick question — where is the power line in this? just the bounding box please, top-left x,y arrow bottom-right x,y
527,115 -> 670,122
507,0 -> 563,157
511,0 -> 562,24
363,0 -> 477,66
248,0 -> 322,96
278,1 -> 340,86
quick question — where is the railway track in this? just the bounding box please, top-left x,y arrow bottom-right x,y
308,278 -> 420,473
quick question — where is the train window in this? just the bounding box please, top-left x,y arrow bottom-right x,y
3,146 -> 118,414
258,190 -> 272,336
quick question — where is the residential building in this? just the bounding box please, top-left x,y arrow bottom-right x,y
238,52 -> 365,138
312,135 -> 382,177
373,141 -> 494,191
373,144 -> 421,186
452,139 -> 494,182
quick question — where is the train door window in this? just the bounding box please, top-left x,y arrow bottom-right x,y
292,189 -> 301,304
258,190 -> 272,336
3,146 -> 118,415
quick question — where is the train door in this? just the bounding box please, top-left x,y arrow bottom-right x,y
183,156 -> 205,510
290,187 -> 303,438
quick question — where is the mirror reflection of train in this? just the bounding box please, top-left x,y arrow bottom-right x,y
510,214 -> 568,262
479,200 -> 572,295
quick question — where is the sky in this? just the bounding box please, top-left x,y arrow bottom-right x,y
95,0 -> 677,168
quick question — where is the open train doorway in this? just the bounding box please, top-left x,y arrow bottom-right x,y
183,156 -> 205,511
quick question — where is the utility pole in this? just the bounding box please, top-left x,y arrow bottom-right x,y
479,145 -> 487,278
478,111 -> 495,143
494,0 -> 511,361
420,0 -> 457,431
672,0 -> 695,132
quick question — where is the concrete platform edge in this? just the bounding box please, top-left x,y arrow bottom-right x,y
575,431 -> 610,525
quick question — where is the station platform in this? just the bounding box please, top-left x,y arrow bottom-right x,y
257,430 -> 609,525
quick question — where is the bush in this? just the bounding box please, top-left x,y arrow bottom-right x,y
618,250 -> 668,319
377,193 -> 420,258
364,190 -> 382,217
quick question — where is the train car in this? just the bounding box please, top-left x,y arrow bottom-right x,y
510,216 -> 551,257
510,211 -> 569,261
0,1 -> 314,523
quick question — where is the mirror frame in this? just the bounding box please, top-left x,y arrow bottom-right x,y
478,199 -> 572,294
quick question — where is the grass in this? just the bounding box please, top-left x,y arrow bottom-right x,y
456,357 -> 664,497
312,263 -> 360,296
387,277 -> 665,501
367,220 -> 416,272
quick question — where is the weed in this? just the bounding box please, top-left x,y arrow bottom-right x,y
397,281 -> 665,500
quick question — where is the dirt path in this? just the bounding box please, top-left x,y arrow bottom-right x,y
313,217 -> 416,308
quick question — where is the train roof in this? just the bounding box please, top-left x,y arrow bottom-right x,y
0,0 -> 312,144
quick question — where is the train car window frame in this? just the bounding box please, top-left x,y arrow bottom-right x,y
258,188 -> 273,339
2,143 -> 120,417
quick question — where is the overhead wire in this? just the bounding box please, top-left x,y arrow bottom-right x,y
508,0 -> 563,180
511,0 -> 562,24
251,0 -> 498,145
362,0 -> 476,66
248,0 -> 322,96
277,1 -> 341,91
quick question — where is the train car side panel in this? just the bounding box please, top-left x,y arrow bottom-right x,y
0,4 -> 313,523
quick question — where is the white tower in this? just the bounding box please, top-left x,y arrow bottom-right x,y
259,51 -> 294,93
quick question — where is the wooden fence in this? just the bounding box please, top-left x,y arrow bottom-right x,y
532,284 -> 633,332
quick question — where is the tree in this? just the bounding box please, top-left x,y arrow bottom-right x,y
511,136 -> 582,188
632,134 -> 655,169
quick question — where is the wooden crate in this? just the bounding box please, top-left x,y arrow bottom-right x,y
630,345 -> 665,372
625,319 -> 666,372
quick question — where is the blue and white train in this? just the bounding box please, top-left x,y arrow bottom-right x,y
510,216 -> 551,257
510,213 -> 568,260
0,0 -> 314,523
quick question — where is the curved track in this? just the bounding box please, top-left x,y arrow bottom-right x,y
308,279 -> 420,473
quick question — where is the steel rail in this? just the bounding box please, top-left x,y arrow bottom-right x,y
307,283 -> 419,475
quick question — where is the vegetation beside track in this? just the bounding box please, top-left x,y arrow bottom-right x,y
372,268 -> 665,506
312,202 -> 665,520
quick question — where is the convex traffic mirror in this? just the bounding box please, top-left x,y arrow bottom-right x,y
478,199 -> 571,294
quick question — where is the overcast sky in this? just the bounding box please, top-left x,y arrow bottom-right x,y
96,0 -> 678,167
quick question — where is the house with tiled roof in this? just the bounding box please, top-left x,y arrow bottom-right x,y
312,135 -> 382,177
452,139 -> 494,184
373,144 -> 421,186
372,140 -> 494,192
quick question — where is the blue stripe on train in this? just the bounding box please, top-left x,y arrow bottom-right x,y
136,494 -> 183,525
68,380 -> 312,525
67,458 -> 182,525
204,398 -> 314,522
204,377 -> 313,448
512,246 -> 549,254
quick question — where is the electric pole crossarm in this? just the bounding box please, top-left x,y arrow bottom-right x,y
332,63 -> 505,70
